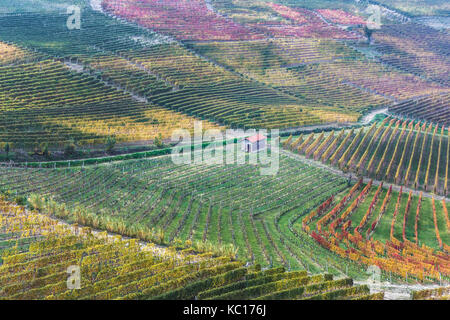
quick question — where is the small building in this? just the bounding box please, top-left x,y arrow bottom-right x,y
242,134 -> 267,153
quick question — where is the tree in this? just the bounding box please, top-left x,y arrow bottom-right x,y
154,133 -> 164,148
105,136 -> 116,153
64,140 -> 76,156
4,143 -> 10,159
364,25 -> 374,44
14,195 -> 27,206
40,142 -> 49,158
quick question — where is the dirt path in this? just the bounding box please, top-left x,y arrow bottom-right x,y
360,107 -> 389,124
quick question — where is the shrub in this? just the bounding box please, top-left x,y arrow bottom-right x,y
64,140 -> 76,156
105,136 -> 116,153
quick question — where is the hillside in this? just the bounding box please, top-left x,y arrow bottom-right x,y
0,0 -> 448,302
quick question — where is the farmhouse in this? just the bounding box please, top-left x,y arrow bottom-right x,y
242,133 -> 267,153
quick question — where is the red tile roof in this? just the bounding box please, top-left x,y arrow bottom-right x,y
245,134 -> 266,143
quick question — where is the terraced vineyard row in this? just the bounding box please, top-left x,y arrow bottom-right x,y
0,54 -> 220,147
113,43 -> 347,128
102,0 -> 264,41
286,117 -> 450,195
389,92 -> 450,126
0,199 -> 381,300
247,3 -> 360,39
103,0 -> 363,41
191,38 -> 448,114
374,0 -> 450,16
191,39 -> 389,114
80,54 -> 173,96
301,181 -> 450,282
0,42 -> 41,66
316,59 -> 448,101
0,10 -> 360,141
150,85 -> 332,129
0,11 -> 172,57
0,151 -> 378,278
0,11 -> 239,148
372,23 -> 450,86
0,0 -> 448,302
205,1 -> 365,40
315,9 -> 366,25
120,43 -> 241,88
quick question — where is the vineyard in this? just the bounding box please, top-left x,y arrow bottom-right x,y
191,39 -> 447,108
0,199 -> 381,300
0,11 -> 226,148
0,1 -> 447,151
286,117 -> 450,195
119,43 -> 333,129
315,9 -> 366,25
102,0 -> 264,41
301,180 -> 450,282
0,54 -> 220,148
374,0 -> 450,17
103,0 -> 361,41
191,39 -> 387,115
389,93 -> 450,126
0,0 -> 449,302
372,23 -> 450,86
205,1 -> 370,39
0,152 -> 364,275
0,8 -> 367,148
246,4 -> 360,40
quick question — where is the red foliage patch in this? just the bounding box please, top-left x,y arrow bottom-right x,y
316,9 -> 366,25
102,0 -> 264,41
253,4 -> 359,40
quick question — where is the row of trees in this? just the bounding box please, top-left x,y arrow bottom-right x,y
0,134 -> 166,161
